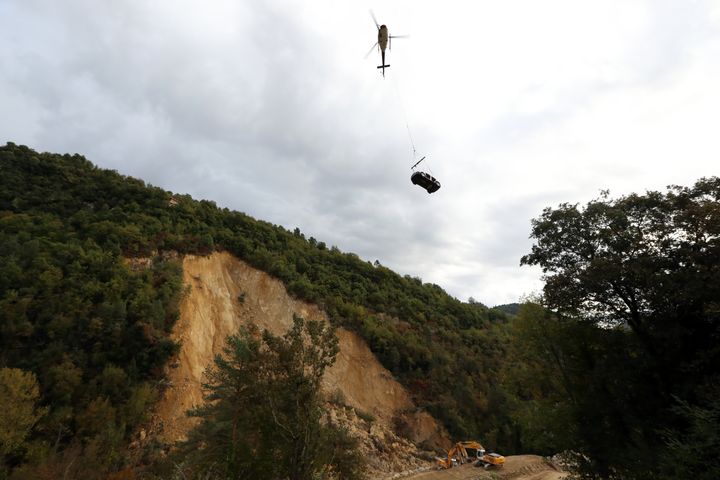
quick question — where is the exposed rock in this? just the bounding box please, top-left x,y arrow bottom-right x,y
151,252 -> 450,477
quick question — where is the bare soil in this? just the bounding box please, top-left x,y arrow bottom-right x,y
147,253 -> 566,480
404,455 -> 566,480
150,252 -> 450,477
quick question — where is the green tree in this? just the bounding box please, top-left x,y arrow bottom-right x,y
1,142 -> 515,462
661,383 -> 720,480
521,178 -> 720,479
179,316 -> 365,480
0,368 -> 46,468
502,303 -> 578,456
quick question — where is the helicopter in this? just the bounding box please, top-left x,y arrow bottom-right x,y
365,11 -> 407,77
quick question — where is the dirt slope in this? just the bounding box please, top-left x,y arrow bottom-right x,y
404,455 -> 566,480
152,252 -> 449,476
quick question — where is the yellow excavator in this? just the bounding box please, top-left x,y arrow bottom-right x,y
435,441 -> 505,469
478,451 -> 506,469
435,443 -> 462,469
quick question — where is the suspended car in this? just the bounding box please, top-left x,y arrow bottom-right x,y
411,170 -> 440,193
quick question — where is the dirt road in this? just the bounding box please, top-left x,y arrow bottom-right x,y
403,455 -> 566,480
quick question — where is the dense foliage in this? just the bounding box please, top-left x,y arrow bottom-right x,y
6,143 -> 717,479
0,368 -> 46,464
1,145 -> 187,478
1,143 -> 515,475
518,181 -> 720,479
173,316 -> 364,479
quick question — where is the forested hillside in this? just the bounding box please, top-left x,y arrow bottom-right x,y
4,143 -> 717,480
0,143 -> 515,476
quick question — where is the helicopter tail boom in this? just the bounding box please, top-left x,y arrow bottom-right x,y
377,50 -> 389,76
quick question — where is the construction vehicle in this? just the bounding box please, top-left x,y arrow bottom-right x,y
435,441 -> 480,469
459,441 -> 506,468
435,443 -> 464,469
436,441 -> 505,469
476,451 -> 506,468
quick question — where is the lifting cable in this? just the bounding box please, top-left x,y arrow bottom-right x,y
391,72 -> 419,165
391,71 -> 436,178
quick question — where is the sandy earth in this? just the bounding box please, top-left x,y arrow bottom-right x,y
404,455 -> 566,480
150,252 -> 449,477
147,253 -> 565,480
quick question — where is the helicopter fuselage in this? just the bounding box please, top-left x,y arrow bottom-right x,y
378,25 -> 389,52
377,25 -> 390,76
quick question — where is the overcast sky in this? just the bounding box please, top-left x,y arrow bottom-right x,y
2,1 -> 720,306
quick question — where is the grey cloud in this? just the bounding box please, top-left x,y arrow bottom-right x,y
3,0 -> 719,306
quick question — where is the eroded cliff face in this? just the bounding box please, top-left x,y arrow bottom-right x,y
153,252 -> 449,476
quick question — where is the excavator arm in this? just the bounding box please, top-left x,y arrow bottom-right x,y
436,440 -> 505,469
